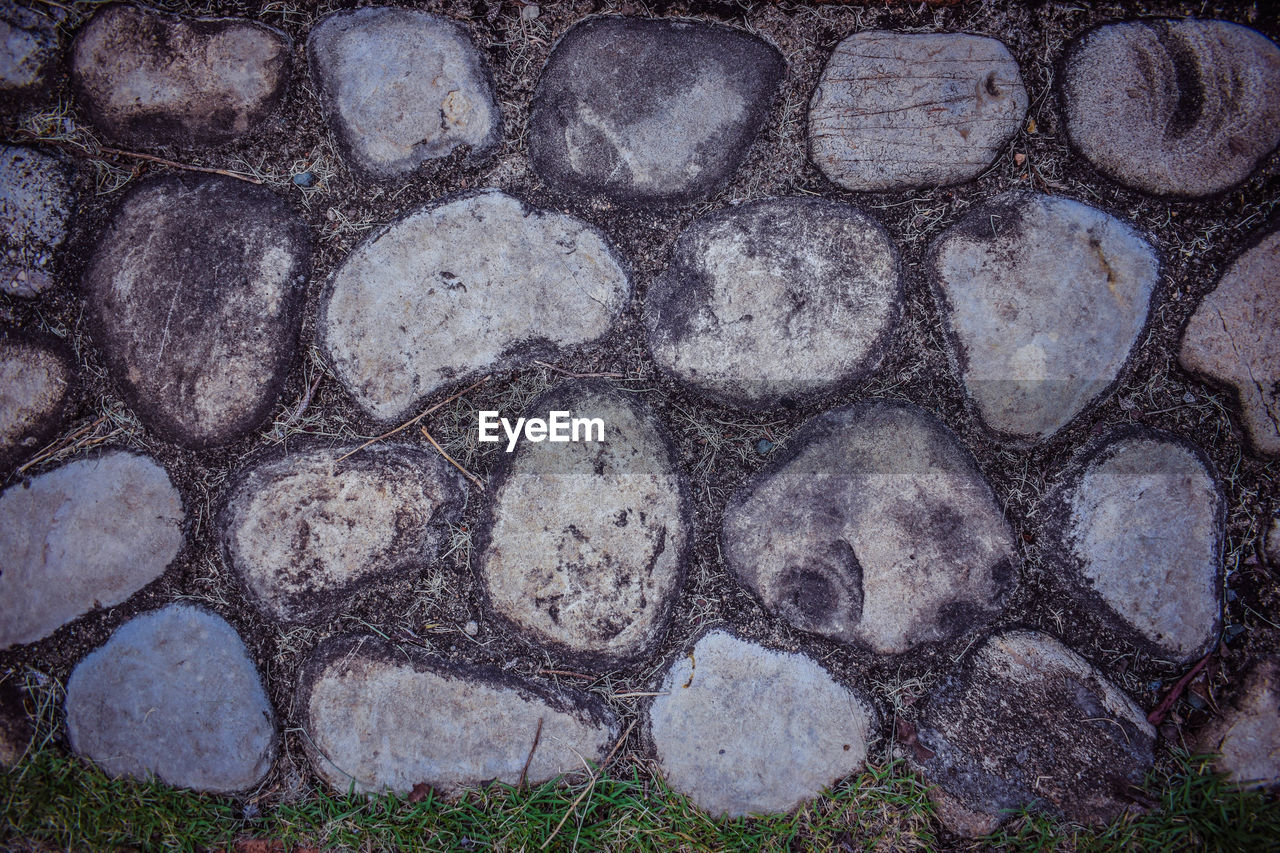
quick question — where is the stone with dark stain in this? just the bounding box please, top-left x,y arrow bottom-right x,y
1198,656 -> 1280,787
644,197 -> 901,408
909,630 -> 1156,837
722,400 -> 1016,655
308,7 -> 502,180
809,32 -> 1027,191
928,192 -> 1159,441
298,634 -> 617,795
0,327 -> 73,471
0,3 -> 60,110
1,145 -> 74,298
70,4 -> 291,149
529,16 -> 784,206
219,443 -> 466,623
1062,19 -> 1280,197
1039,427 -> 1223,663
1180,226 -> 1280,457
84,174 -> 309,448
477,380 -> 689,667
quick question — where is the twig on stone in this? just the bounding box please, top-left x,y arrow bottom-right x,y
532,360 -> 623,379
611,691 -> 668,699
334,375 -> 491,463
420,426 -> 484,491
98,146 -> 264,184
1147,650 -> 1215,726
538,669 -> 595,680
16,415 -> 114,475
520,717 -> 544,789
540,719 -> 635,850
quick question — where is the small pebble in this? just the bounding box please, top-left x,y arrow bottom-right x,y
463,620 -> 478,637
1183,391 -> 1196,404
292,171 -> 316,188
519,3 -> 540,21
756,439 -> 773,455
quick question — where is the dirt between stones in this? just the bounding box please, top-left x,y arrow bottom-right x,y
1,0 -> 1278,844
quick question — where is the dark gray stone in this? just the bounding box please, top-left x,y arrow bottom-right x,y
70,4 -> 291,149
66,604 -> 276,793
647,629 -> 876,817
1,145 -> 74,298
0,451 -> 184,650
809,32 -> 1027,191
299,635 -> 618,795
0,4 -> 59,109
722,400 -> 1016,655
1062,19 -> 1280,197
84,174 -> 310,448
308,8 -> 501,180
909,630 -> 1155,837
928,192 -> 1159,441
644,197 -> 901,408
219,443 -> 466,623
1199,656 -> 1280,787
0,327 -> 73,471
529,16 -> 784,206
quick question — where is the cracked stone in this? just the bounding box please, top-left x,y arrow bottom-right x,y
84,174 -> 310,448
219,443 -> 466,623
477,380 -> 689,666
529,16 -> 784,206
299,635 -> 618,795
722,400 -> 1016,655
1199,656 -> 1280,787
644,197 -> 901,408
308,7 -> 501,180
1180,226 -> 1280,456
66,604 -> 276,793
0,3 -> 60,109
809,32 -> 1027,191
0,327 -> 73,471
1062,19 -> 1280,197
647,629 -> 876,817
320,190 -> 629,422
909,630 -> 1156,837
1040,427 -> 1223,662
1,145 -> 74,298
0,450 -> 184,650
928,192 -> 1159,441
70,4 -> 291,149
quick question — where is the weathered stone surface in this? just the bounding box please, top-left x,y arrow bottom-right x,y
0,678 -> 32,767
219,443 -> 466,623
0,327 -> 73,471
321,190 -> 629,422
1062,19 -> 1280,197
910,630 -> 1156,837
84,174 -> 310,448
66,604 -> 275,793
299,635 -> 617,795
1180,227 -> 1280,456
809,32 -> 1027,191
529,16 -> 784,206
928,192 -> 1159,441
70,4 -> 291,149
722,400 -> 1016,655
1041,428 -> 1223,662
478,381 -> 688,665
644,197 -> 901,408
0,451 -> 184,650
308,8 -> 501,180
1199,656 -> 1280,787
0,4 -> 59,108
1,145 -> 74,298
647,629 -> 875,817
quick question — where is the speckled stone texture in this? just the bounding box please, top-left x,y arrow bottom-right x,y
1,145 -> 74,298
0,327 -> 73,471
1199,656 -> 1280,787
308,7 -> 501,179
0,3 -> 60,109
809,32 -> 1027,191
529,16 -> 784,206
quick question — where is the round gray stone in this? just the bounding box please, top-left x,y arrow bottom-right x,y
1180,226 -> 1280,457
722,400 -> 1016,655
219,443 -> 466,623
1,145 -> 74,298
529,16 -> 784,206
0,327 -> 73,471
1062,19 -> 1280,198
1040,428 -> 1223,662
809,32 -> 1027,191
299,635 -> 618,796
1199,656 -> 1280,787
308,8 -> 501,180
321,190 -> 629,423
70,4 -> 291,149
647,629 -> 876,818
928,192 -> 1159,441
0,451 -> 184,650
644,197 -> 901,408
66,604 -> 276,793
478,380 -> 689,666
0,4 -> 59,109
84,174 -> 310,448
909,630 -> 1155,837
